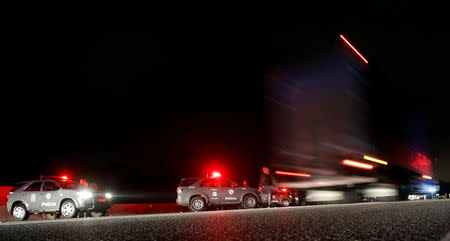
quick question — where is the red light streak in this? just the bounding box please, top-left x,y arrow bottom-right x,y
61,176 -> 68,180
342,160 -> 373,169
275,170 -> 311,177
340,34 -> 369,64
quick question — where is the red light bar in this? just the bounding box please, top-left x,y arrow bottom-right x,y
342,160 -> 373,169
275,170 -> 311,177
339,34 -> 369,64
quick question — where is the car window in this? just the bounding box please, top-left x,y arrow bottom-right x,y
200,179 -> 219,187
24,181 -> 43,191
43,181 -> 60,191
179,179 -> 199,187
221,179 -> 237,187
59,181 -> 83,190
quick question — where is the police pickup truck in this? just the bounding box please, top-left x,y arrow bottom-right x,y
176,177 -> 260,211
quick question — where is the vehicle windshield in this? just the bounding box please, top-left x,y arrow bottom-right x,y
10,182 -> 27,192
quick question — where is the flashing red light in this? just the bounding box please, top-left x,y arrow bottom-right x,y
339,34 -> 369,64
342,159 -> 373,169
281,188 -> 288,192
61,176 -> 68,180
211,172 -> 221,178
262,166 -> 270,174
275,170 -> 311,177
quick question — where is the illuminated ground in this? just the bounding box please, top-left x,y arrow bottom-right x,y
1,200 -> 449,240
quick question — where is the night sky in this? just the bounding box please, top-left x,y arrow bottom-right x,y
4,3 -> 450,200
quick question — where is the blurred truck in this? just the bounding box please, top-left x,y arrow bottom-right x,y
260,35 -> 438,204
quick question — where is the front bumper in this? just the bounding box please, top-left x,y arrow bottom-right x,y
77,197 -> 95,210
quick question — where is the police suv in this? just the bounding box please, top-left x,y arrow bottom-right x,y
176,177 -> 260,211
6,177 -> 111,220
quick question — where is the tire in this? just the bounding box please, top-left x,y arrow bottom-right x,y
281,199 -> 290,207
60,200 -> 78,218
243,194 -> 258,209
12,203 -> 28,221
46,212 -> 61,220
90,209 -> 106,217
189,196 -> 206,212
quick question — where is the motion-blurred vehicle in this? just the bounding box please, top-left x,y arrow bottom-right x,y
6,176 -> 112,220
260,35 -> 439,204
259,186 -> 296,207
176,175 -> 260,212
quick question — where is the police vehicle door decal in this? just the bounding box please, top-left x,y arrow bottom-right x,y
225,189 -> 237,201
210,189 -> 218,200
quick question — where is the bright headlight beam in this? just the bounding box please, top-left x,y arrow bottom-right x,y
363,155 -> 388,165
77,191 -> 93,199
422,175 -> 432,180
340,34 -> 369,64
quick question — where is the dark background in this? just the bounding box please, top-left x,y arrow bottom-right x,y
3,3 -> 449,201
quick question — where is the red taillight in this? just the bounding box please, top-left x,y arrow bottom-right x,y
281,188 -> 288,192
342,159 -> 373,169
61,176 -> 68,180
275,170 -> 311,177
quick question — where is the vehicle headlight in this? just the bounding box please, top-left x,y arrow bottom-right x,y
105,192 -> 112,199
77,191 -> 93,199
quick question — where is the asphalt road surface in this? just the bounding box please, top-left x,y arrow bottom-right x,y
1,200 -> 449,241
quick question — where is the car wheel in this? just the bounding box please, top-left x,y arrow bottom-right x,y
90,209 -> 107,217
61,200 -> 78,218
12,203 -> 28,221
46,212 -> 61,220
189,197 -> 206,212
281,199 -> 290,207
243,195 -> 258,209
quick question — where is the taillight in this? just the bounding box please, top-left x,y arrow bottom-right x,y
177,187 -> 183,194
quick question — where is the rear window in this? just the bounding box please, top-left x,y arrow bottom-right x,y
179,179 -> 199,187
201,179 -> 219,187
10,182 -> 26,192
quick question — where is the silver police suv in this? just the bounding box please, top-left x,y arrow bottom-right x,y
176,177 -> 260,211
6,178 -> 105,220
